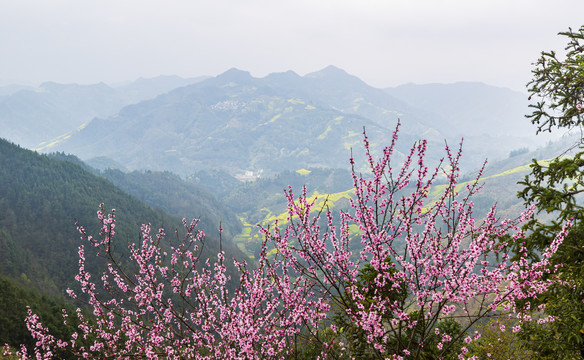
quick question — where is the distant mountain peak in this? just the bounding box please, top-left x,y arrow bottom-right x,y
264,70 -> 301,80
215,68 -> 253,84
303,65 -> 372,92
262,70 -> 303,87
304,65 -> 349,79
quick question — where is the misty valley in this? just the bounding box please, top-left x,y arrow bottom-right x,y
1,61 -> 583,359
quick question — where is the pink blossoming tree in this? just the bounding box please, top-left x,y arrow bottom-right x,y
4,123 -> 569,359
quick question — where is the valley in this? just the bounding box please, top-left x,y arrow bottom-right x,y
0,66 -> 578,358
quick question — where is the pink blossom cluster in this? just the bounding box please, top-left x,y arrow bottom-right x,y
5,122 -> 569,359
7,214 -> 330,359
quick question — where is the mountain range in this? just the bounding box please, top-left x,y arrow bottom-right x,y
0,66 -> 550,177
0,75 -> 207,149
1,65 -> 569,285
0,65 -> 575,351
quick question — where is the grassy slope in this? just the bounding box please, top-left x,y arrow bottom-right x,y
230,155 -> 549,258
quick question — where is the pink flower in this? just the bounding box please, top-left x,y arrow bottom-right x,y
11,123 -> 569,360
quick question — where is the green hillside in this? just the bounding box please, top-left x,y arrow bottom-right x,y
0,137 -> 249,350
0,138 -> 247,296
223,145 -> 570,259
98,168 -> 242,240
46,152 -> 243,241
0,274 -> 79,355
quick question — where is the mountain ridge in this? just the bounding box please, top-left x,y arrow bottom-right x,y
41,66 -> 444,176
0,76 -> 208,149
1,66 -> 551,178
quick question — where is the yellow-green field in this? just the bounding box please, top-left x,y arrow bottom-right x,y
34,122 -> 89,151
231,157 -> 551,258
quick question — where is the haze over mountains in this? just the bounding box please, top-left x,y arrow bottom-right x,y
0,75 -> 208,149
1,64 -> 569,269
1,65 -> 576,350
0,66 -> 550,178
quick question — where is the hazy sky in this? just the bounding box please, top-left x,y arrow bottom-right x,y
1,0 -> 583,91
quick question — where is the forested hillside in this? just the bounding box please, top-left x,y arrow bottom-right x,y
1,138 -> 249,292
47,151 -> 243,240
0,138 -> 249,350
99,168 -> 242,239
0,274 -> 79,356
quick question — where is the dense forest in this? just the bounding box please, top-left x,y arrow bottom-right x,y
0,139 -> 248,350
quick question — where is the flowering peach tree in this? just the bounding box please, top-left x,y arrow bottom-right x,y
4,123 -> 569,359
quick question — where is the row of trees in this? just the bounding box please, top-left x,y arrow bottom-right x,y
3,25 -> 584,359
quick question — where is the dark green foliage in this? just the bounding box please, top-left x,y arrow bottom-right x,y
98,169 -> 242,240
519,152 -> 584,248
324,261 -> 463,359
0,138 -> 181,297
0,138 -> 251,359
48,151 -> 99,174
515,225 -> 584,359
0,138 -> 249,349
518,25 -> 584,358
332,263 -> 407,358
0,274 -> 79,357
47,152 -> 242,240
527,26 -> 584,133
519,25 -> 584,248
